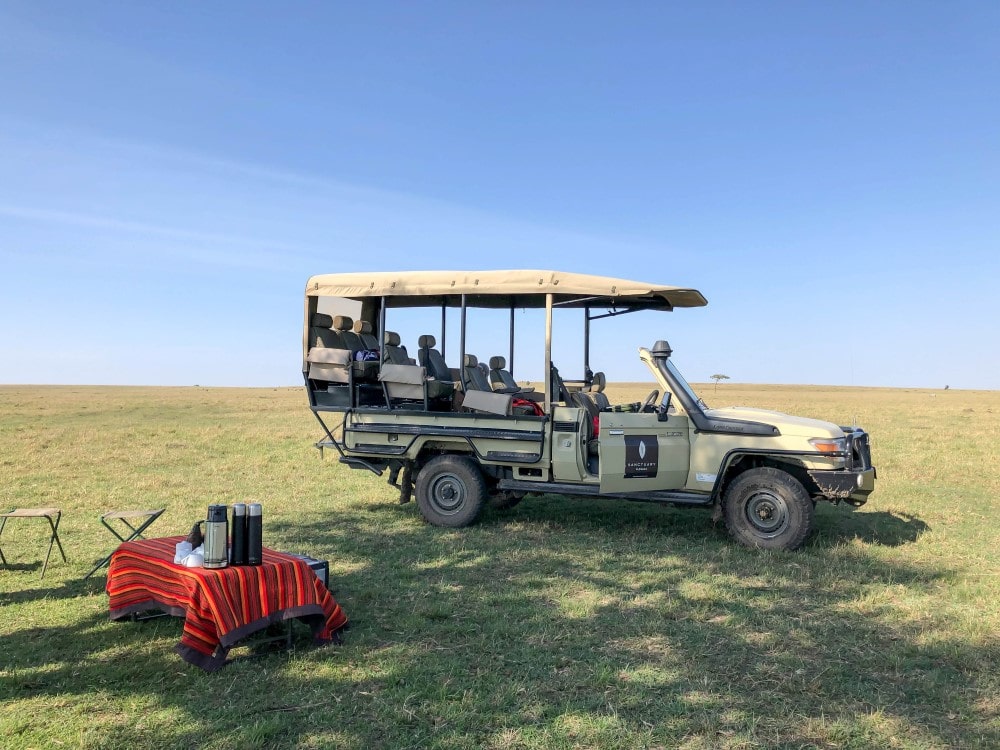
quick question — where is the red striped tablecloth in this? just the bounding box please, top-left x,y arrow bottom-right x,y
106,536 -> 347,671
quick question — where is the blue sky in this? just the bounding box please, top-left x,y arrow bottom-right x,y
1,2 -> 997,389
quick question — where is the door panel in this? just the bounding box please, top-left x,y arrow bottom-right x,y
598,412 -> 690,493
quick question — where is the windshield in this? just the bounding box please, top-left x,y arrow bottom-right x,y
666,359 -> 706,410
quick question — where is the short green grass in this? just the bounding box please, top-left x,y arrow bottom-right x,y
1,383 -> 997,749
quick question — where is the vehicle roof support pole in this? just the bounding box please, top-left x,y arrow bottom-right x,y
544,293 -> 553,414
378,296 -> 387,365
508,305 -> 515,377
460,294 -> 468,388
440,303 -> 447,360
584,305 -> 590,374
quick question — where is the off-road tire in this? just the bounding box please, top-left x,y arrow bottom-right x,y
415,455 -> 486,528
722,467 -> 814,551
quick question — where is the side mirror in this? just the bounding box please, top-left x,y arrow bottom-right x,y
656,391 -> 672,422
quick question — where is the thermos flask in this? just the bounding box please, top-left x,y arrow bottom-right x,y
231,503 -> 248,565
203,504 -> 229,569
247,503 -> 263,565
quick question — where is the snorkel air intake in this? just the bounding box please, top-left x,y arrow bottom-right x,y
651,340 -> 673,359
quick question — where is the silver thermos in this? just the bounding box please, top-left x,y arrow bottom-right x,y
203,504 -> 229,569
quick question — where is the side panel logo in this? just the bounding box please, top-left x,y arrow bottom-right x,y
624,435 -> 658,478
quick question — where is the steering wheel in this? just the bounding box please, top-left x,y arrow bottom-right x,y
641,390 -> 659,413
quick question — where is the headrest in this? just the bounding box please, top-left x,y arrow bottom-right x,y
352,320 -> 372,335
333,315 -> 354,332
489,356 -> 505,370
310,313 -> 334,328
591,371 -> 606,393
418,334 -> 436,348
384,331 -> 401,346
463,354 -> 478,368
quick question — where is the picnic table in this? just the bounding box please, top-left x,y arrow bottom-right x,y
106,536 -> 347,671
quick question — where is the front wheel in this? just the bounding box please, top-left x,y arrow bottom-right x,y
415,455 -> 486,528
722,467 -> 814,550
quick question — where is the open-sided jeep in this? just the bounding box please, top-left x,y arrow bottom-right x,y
302,270 -> 876,550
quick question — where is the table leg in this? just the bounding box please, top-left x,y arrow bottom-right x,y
41,513 -> 65,579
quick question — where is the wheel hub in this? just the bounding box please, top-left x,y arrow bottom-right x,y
430,474 -> 465,513
745,490 -> 789,536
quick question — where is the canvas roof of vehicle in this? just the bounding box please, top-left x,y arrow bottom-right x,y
304,269 -> 707,310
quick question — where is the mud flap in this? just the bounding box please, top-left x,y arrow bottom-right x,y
388,462 -> 414,504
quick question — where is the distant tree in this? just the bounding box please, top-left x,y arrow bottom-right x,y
710,373 -> 730,392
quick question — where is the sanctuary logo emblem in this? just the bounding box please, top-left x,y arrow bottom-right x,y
624,435 -> 658,478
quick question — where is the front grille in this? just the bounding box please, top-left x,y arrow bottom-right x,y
553,420 -> 578,433
844,430 -> 872,471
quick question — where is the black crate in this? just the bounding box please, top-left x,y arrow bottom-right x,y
285,553 -> 329,590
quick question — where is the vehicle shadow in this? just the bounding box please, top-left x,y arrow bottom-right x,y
812,507 -> 930,547
479,492 -> 931,549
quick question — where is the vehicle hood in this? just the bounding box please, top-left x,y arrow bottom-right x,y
705,406 -> 843,438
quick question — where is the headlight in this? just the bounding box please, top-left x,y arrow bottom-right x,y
809,437 -> 847,453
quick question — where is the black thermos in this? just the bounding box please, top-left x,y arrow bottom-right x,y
247,503 -> 263,565
231,503 -> 248,565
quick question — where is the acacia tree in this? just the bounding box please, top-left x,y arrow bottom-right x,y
710,373 -> 730,392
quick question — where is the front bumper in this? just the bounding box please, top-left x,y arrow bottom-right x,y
807,467 -> 876,505
808,427 -> 876,505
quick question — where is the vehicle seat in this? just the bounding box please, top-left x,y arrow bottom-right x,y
305,313 -> 352,384
352,320 -> 380,351
380,363 -> 453,407
585,371 -> 641,413
462,354 -> 493,392
584,371 -> 611,411
417,335 -> 454,383
332,315 -> 379,381
461,389 -> 514,416
414,334 -> 455,400
549,363 -> 573,405
308,313 -> 343,349
488,356 -> 534,394
334,315 -> 363,351
383,331 -> 415,365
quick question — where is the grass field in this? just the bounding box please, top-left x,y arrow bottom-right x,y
1,382 -> 997,749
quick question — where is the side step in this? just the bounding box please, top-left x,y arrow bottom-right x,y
338,456 -> 384,476
497,479 -> 712,506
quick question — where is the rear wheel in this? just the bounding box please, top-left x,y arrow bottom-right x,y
415,455 -> 486,527
722,467 -> 814,550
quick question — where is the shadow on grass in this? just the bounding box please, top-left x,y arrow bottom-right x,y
0,495 -> 990,749
260,500 -> 989,748
813,506 -> 930,547
0,576 -> 105,607
488,492 -> 931,548
0,561 -> 42,573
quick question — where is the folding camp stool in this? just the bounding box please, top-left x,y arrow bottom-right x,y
0,508 -> 66,579
84,508 -> 165,580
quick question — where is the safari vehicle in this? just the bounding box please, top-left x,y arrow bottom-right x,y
302,270 -> 875,550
